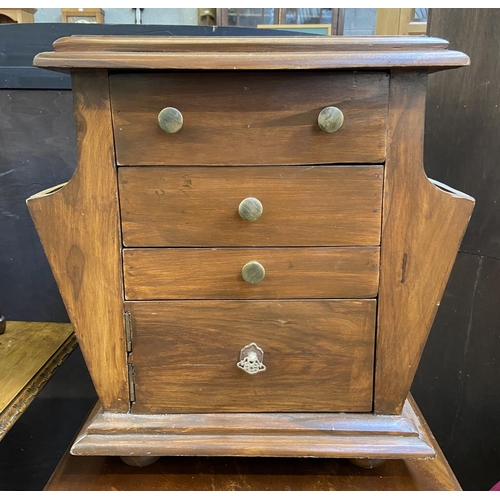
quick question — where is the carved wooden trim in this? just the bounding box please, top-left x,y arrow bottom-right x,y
71,397 -> 434,459
32,36 -> 469,71
374,71 -> 475,414
0,333 -> 77,441
27,71 -> 129,411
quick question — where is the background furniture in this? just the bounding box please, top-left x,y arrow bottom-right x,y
218,8 -> 344,35
0,322 -> 76,441
0,9 -> 36,24
258,24 -> 331,35
375,9 -> 427,35
198,8 -> 216,26
61,9 -> 104,24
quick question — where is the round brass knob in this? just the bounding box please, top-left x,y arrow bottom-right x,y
317,106 -> 344,133
238,197 -> 263,222
158,107 -> 183,133
242,260 -> 265,285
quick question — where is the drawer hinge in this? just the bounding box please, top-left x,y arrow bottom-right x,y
128,362 -> 136,403
125,312 -> 135,404
124,311 -> 132,353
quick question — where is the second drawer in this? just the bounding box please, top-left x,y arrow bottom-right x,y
119,166 -> 383,248
123,247 -> 380,300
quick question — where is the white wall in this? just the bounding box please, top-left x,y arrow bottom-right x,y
344,8 -> 377,36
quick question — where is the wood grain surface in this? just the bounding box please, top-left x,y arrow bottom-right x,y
374,71 -> 475,414
67,396 -> 437,464
50,398 -> 461,492
110,71 -> 389,166
33,50 -> 471,72
52,35 -> 452,52
119,166 -> 383,247
123,247 -> 380,300
127,300 -> 376,413
26,71 -> 129,411
33,36 -> 470,71
47,395 -> 458,490
0,321 -> 74,411
0,321 -> 76,440
45,452 -> 459,491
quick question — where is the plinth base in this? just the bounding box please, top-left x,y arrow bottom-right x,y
71,395 -> 435,460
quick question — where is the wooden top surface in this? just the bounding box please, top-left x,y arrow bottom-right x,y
33,35 -> 469,71
0,321 -> 76,441
45,395 -> 460,491
0,321 -> 74,412
44,455 -> 460,491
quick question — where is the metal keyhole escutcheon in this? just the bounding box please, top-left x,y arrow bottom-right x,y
237,342 -> 266,375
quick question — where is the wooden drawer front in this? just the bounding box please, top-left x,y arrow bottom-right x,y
110,71 -> 388,166
119,166 -> 383,248
128,300 -> 376,413
123,247 -> 379,300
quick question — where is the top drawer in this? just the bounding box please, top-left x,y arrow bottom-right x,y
110,71 -> 389,166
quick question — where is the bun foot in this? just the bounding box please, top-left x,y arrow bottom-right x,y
120,455 -> 160,467
348,458 -> 386,469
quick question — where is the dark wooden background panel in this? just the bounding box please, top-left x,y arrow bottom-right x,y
424,9 -> 500,259
0,89 -> 76,322
413,253 -> 500,491
412,8 -> 500,491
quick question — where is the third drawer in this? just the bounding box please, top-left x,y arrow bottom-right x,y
123,247 -> 380,300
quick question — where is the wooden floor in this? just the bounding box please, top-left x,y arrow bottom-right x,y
45,398 -> 461,491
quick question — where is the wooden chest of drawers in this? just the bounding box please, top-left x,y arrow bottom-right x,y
28,36 -> 474,465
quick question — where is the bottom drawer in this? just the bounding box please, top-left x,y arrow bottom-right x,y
127,300 -> 376,413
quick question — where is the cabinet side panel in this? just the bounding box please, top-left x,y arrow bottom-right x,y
27,71 -> 129,411
374,71 -> 474,414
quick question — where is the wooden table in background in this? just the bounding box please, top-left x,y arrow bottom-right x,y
45,398 -> 461,491
0,321 -> 76,440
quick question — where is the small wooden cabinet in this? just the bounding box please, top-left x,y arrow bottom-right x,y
61,8 -> 104,24
0,9 -> 36,24
28,36 -> 474,463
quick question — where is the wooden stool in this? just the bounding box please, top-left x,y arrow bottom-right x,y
45,396 -> 460,491
0,321 -> 76,441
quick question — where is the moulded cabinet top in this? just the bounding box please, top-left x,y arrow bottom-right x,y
33,35 -> 469,72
